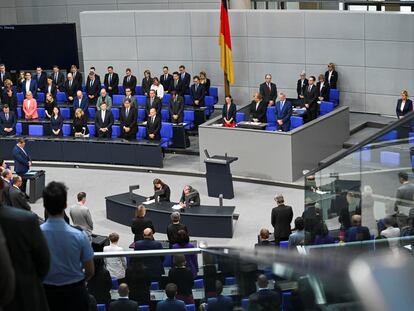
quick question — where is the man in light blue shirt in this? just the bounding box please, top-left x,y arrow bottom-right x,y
288,217 -> 306,249
41,181 -> 95,311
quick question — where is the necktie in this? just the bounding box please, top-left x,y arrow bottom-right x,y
127,76 -> 130,83
79,99 -> 81,107
151,98 -> 153,106
280,101 -> 284,111
69,80 -> 72,88
174,81 -> 177,87
1,73 -> 3,81
195,85 -> 198,92
5,113 -> 9,121
152,116 -> 155,123
54,73 -> 57,83
309,85 -> 312,92
102,111 -> 105,122
268,83 -> 271,91
90,80 -> 93,87
181,73 -> 184,80
126,108 -> 129,117
165,74 -> 167,81
109,74 -> 112,85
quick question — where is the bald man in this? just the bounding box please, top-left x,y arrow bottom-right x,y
248,275 -> 281,311
134,227 -> 164,281
345,214 -> 371,242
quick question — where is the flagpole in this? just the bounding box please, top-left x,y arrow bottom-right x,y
224,73 -> 230,97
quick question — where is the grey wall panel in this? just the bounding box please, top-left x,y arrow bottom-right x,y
365,41 -> 414,70
0,8 -> 18,24
82,37 -> 138,61
366,67 -> 414,96
190,11 -> 219,37
169,3 -> 219,9
365,13 -> 414,42
66,0 -> 117,5
191,37 -> 220,62
365,94 -> 396,116
118,0 -> 168,3
247,37 -> 305,63
80,11 -> 135,37
306,39 -> 365,66
341,92 -> 366,112
304,11 -> 364,40
135,11 -> 190,36
0,0 -> 15,7
136,36 -> 192,61
15,0 -> 66,6
119,3 -> 166,10
246,11 -> 305,38
16,6 -> 67,24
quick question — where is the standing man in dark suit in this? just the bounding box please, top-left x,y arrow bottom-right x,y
64,73 -> 78,105
178,65 -> 191,94
70,64 -> 83,89
275,93 -> 292,132
303,76 -> 318,122
104,66 -> 119,97
52,65 -> 66,91
108,284 -> 138,311
0,63 -> 12,99
190,76 -> 205,107
86,71 -> 100,107
0,105 -> 17,136
120,98 -> 137,140
259,74 -> 277,106
94,102 -> 114,138
206,280 -> 233,311
170,72 -> 185,96
9,176 -> 31,211
74,90 -> 89,117
160,66 -> 173,93
249,93 -> 267,123
86,67 -> 101,86
297,71 -> 308,99
0,178 -> 50,311
169,91 -> 184,124
156,283 -> 186,311
317,74 -> 330,102
146,90 -> 162,117
12,138 -> 31,194
35,66 -> 48,93
134,228 -> 165,281
248,275 -> 281,311
22,72 -> 38,98
394,172 -> 414,212
1,169 -> 13,206
146,108 -> 161,141
271,194 -> 293,245
325,63 -> 338,89
122,68 -> 137,95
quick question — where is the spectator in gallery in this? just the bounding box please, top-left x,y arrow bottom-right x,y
297,71 -> 308,99
50,106 -> 63,137
271,194 -> 293,245
46,76 -> 57,99
168,255 -> 195,304
73,108 -> 90,138
142,69 -> 153,97
104,232 -> 127,284
44,92 -> 57,119
172,230 -> 198,277
131,205 -> 155,242
147,178 -> 171,202
70,191 -> 94,237
96,88 -> 113,111
167,212 -> 188,247
0,105 -> 17,136
156,283 -> 186,311
345,214 -> 370,242
23,91 -> 38,120
288,217 -> 307,248
168,91 -> 184,124
179,185 -> 200,208
125,258 -> 151,305
222,95 -> 236,128
325,62 -> 338,89
86,258 -> 112,308
108,283 -> 139,311
259,73 -> 277,106
199,71 -> 210,96
151,77 -> 164,99
396,90 -> 413,119
122,68 -> 137,95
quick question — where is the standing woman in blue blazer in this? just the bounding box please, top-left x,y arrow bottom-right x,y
396,90 -> 413,119
222,95 -> 236,128
50,106 -> 63,136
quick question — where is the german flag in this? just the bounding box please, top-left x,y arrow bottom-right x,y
219,0 -> 234,85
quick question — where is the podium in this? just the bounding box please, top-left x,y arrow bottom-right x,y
205,154 -> 238,199
23,170 -> 45,203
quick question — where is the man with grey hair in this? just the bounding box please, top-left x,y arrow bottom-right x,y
275,92 -> 292,132
167,211 -> 188,247
297,70 -> 308,99
271,194 -> 293,245
96,88 -> 112,111
259,73 -> 277,106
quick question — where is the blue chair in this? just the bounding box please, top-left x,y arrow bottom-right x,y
17,92 -> 24,104
139,306 -> 150,311
97,304 -> 106,311
28,124 -> 44,136
37,92 -> 45,103
280,240 -> 289,249
136,95 -> 146,106
163,93 -> 171,105
319,101 -> 334,116
118,85 -> 124,95
111,277 -> 119,290
163,256 -> 172,267
160,122 -> 173,148
17,107 -> 23,119
378,130 -> 398,142
266,106 -> 277,131
409,132 -> 414,145
16,122 -> 22,135
62,124 -> 71,137
282,291 -> 292,311
88,108 -> 96,120
209,87 -> 218,102
37,108 -> 46,120
290,116 -> 303,130
82,85 -> 86,92
236,112 -> 245,123
329,89 -> 340,107
150,282 -> 159,290
225,277 -> 236,286
194,279 -> 204,289
136,126 -> 146,140
135,86 -> 143,95
241,298 -> 249,310
113,95 -> 124,106
184,95 -> 193,106
56,92 -> 67,103
112,108 -> 120,121
205,96 -> 215,115
60,108 -> 70,119
186,304 -> 195,311
87,124 -> 95,137
161,109 -> 169,122
138,108 -> 146,121
112,125 -> 121,138
184,110 -> 194,130
380,151 -> 400,167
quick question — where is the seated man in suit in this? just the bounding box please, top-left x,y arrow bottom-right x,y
316,74 -> 330,102
108,283 -> 138,311
249,93 -> 267,123
9,176 -> 31,211
170,71 -> 185,96
104,66 -> 119,97
96,88 -> 113,111
248,274 -> 281,311
122,68 -> 137,95
52,65 -> 66,91
22,72 -> 38,98
64,73 -> 78,104
0,105 -> 17,136
86,71 -> 100,106
74,90 -> 89,117
94,102 -> 114,138
303,76 -> 318,123
35,66 -> 47,93
156,283 -> 186,311
169,91 -> 184,124
120,98 -> 137,140
206,280 -> 233,311
259,74 -> 277,106
122,88 -> 137,107
160,66 -> 173,93
346,214 -> 371,242
275,92 -> 292,132
146,90 -> 162,117
190,76 -> 205,107
179,185 -> 200,209
146,108 -> 161,141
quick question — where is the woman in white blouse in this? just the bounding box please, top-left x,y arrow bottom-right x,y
150,77 -> 164,99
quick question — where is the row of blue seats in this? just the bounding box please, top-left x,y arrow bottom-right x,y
236,111 -> 304,131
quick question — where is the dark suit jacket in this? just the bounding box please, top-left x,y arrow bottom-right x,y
142,77 -> 153,95
35,72 -> 48,92
316,81 -> 330,101
190,84 -> 205,106
325,70 -> 338,89
303,85 -> 318,118
120,106 -> 137,137
250,100 -> 267,123
222,103 -> 236,123
156,298 -> 186,311
51,72 -> 66,91
0,111 -> 17,135
0,71 -> 12,89
122,75 -> 137,95
160,74 -> 173,92
73,96 -> 89,114
104,73 -> 119,96
9,186 -> 31,211
71,71 -> 83,89
0,205 -> 50,311
87,74 -> 101,87
296,78 -> 308,97
108,298 -> 138,311
50,115 -> 63,132
94,110 -> 114,136
44,84 -> 57,99
86,79 -> 101,104
259,82 -> 277,103
2,92 -> 18,113
12,145 -> 31,174
22,79 -> 38,98
134,239 -> 164,278
131,217 -> 155,242
169,96 -> 184,123
1,178 -> 12,205
248,289 -> 281,311
207,295 -> 233,311
275,100 -> 292,132
170,79 -> 185,96
346,225 -> 371,242
146,115 -> 161,141
146,97 -> 162,116
396,99 -> 413,118
271,204 -> 293,239
64,80 -> 79,102
87,267 -> 112,306
180,72 -> 191,92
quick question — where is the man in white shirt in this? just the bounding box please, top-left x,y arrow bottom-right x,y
103,232 -> 127,283
380,216 -> 401,256
69,192 -> 93,237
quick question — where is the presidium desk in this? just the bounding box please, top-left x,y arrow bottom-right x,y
106,193 -> 236,238
0,136 -> 163,167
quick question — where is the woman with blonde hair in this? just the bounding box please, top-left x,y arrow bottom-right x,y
131,205 -> 155,241
396,90 -> 412,119
72,108 -> 89,137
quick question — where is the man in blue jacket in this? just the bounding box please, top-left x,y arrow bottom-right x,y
156,283 -> 186,311
275,92 -> 292,132
12,138 -> 31,193
207,280 -> 233,311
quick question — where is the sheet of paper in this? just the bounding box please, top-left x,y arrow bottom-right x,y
171,204 -> 182,210
142,199 -> 155,205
